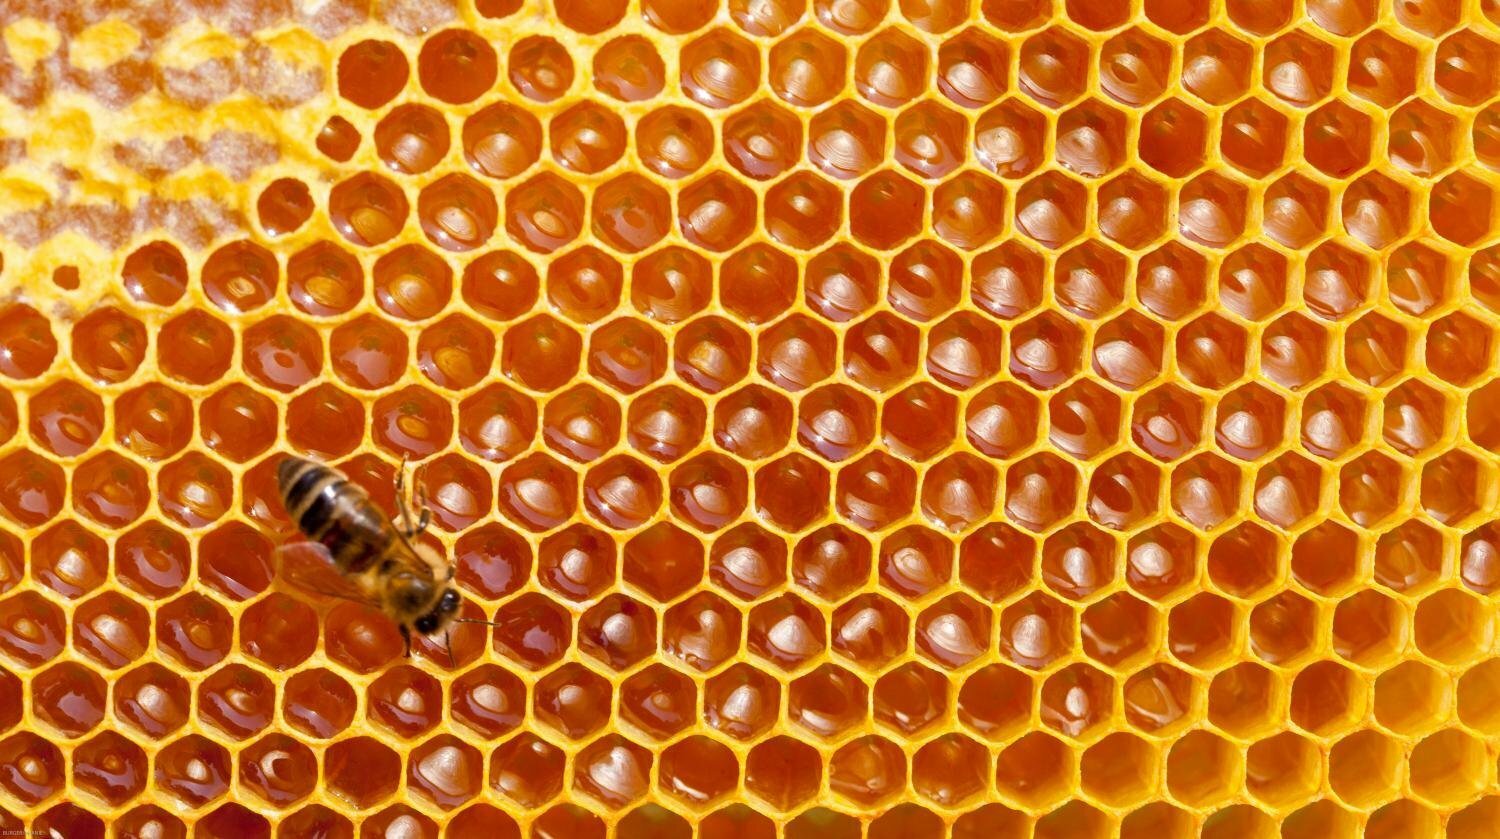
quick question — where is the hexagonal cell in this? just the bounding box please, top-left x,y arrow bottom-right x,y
489,594 -> 571,672
1179,172 -> 1248,248
197,663 -> 274,740
73,590 -> 150,670
849,170 -> 925,251
1420,449 -> 1487,526
916,593 -> 992,668
1085,453 -> 1161,532
1243,731 -> 1322,812
1434,30 -> 1500,107
852,27 -> 925,106
407,734 -> 484,811
1207,523 -> 1280,598
1015,26 -> 1089,106
1289,659 -> 1367,737
1386,379 -> 1452,456
1335,33 -> 1414,112
794,386 -> 873,464
153,733 -> 231,808
1015,171 -> 1087,249
486,732 -> 564,810
664,592 -> 743,672
1414,587 -> 1494,667
745,736 -> 821,811
446,664 -> 526,741
806,100 -> 885,181
620,386 -> 701,464
955,663 -> 1031,741
995,731 -> 1074,809
364,665 -> 443,739
1005,452 -> 1079,532
1079,592 -> 1157,669
1054,101 -> 1129,185
679,171 -> 758,252
1093,28 -> 1169,106
835,451 -> 918,531
765,172 -> 843,251
892,103 -> 966,180
1302,102 -> 1374,180
1130,384 -> 1203,464
965,383 -> 1040,461
73,729 -> 148,806
878,526 -> 952,598
1169,593 -> 1236,669
1263,173 -> 1330,251
708,522 -> 786,601
1341,314 -> 1406,389
1263,29 -> 1335,106
581,454 -> 662,530
1165,730 -> 1242,808
1079,732 -> 1156,809
1176,313 -> 1247,389
1372,659 -> 1450,738
790,663 -> 868,738
933,170 -> 1007,250
1118,803 -> 1194,839
704,663 -> 781,740
1427,310 -> 1493,387
1220,98 -> 1289,179
747,593 -> 826,671
1332,589 -> 1406,668
1091,313 -> 1162,393
1039,663 -> 1115,738
534,663 -> 612,740
1342,171 -> 1413,249
831,593 -> 909,670
793,524 -> 872,601
1124,661 -> 1196,734
656,735 -> 740,811
911,734 -> 988,808
1247,591 -> 1317,667
1041,523 -> 1117,601
829,735 -> 907,807
882,383 -> 958,463
238,733 -> 317,808
1319,729 -> 1404,813
579,594 -> 656,671
1000,591 -> 1074,670
974,98 -> 1047,180
937,28 -> 1008,108
1137,98 -> 1209,180
921,452 -> 1000,533
1219,243 -> 1289,322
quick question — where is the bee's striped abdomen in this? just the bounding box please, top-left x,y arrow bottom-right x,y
277,456 -> 394,572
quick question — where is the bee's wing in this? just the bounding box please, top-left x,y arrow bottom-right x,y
274,541 -> 380,607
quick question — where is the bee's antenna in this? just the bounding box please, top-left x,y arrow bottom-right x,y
452,617 -> 501,626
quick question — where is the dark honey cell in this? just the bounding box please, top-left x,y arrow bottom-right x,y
0,303 -> 57,379
337,39 -> 408,108
72,306 -> 147,384
121,240 -> 188,305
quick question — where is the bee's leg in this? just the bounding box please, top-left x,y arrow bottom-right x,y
413,486 -> 431,536
394,456 -> 416,537
446,630 -> 456,669
400,625 -> 412,658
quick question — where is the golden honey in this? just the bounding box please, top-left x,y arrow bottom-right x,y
0,0 -> 1496,835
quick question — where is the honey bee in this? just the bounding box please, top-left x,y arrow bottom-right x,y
276,455 -> 463,656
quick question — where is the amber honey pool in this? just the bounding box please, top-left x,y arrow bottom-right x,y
0,0 -> 1497,836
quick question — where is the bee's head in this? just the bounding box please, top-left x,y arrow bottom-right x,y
412,587 -> 462,635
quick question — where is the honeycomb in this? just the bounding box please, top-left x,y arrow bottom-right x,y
0,0 -> 1498,835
